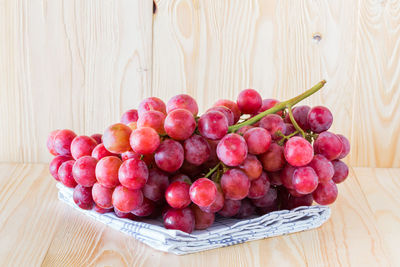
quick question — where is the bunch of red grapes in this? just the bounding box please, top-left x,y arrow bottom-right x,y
47,81 -> 350,234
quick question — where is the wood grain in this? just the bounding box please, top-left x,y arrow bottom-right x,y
0,164 -> 397,266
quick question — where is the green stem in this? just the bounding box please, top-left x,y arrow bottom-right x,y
287,106 -> 305,138
228,80 -> 326,132
205,162 -> 221,178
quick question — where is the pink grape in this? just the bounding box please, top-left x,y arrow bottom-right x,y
138,97 -> 166,116
285,105 -> 311,130
251,187 -> 278,208
268,171 -> 283,186
103,123 -> 132,154
183,135 -> 211,166
165,181 -> 191,209
236,125 -> 254,135
95,156 -> 122,188
284,136 -> 313,167
200,184 -> 224,213
114,208 -> 138,220
112,185 -> 143,213
292,166 -> 319,194
218,199 -> 241,217
258,143 -> 286,172
307,154 -> 334,183
49,155 -> 73,181
288,188 -> 306,197
258,99 -> 283,116
170,174 -> 192,184
284,123 -> 297,136
90,133 -> 102,144
142,168 -> 169,202
248,172 -> 270,199
198,110 -> 229,140
167,94 -> 198,116
54,129 -> 77,155
207,106 -> 234,125
118,158 -> 149,190
332,160 -> 349,184
189,178 -> 217,207
47,130 -> 60,155
73,185 -> 94,210
221,169 -> 250,200
120,109 -> 139,124
307,106 -> 333,133
120,150 -> 140,161
164,109 -> 196,140
163,207 -> 195,233
131,197 -> 156,217
192,205 -> 215,230
130,127 -> 160,155
91,143 -> 118,160
238,154 -> 263,181
280,164 -> 296,189
236,198 -> 256,218
154,139 -> 184,173
217,133 -> 248,166
71,135 -> 97,160
312,180 -> 338,205
179,161 -> 203,177
237,89 -> 262,114
72,156 -> 98,187
314,131 -> 343,160
287,194 -> 313,209
58,160 -> 77,188
92,182 -> 114,209
214,99 -> 241,123
243,127 -> 271,155
94,205 -> 113,214
259,114 -> 286,140
337,134 -> 351,159
137,110 -> 166,135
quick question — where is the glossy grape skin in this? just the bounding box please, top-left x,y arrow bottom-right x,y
165,181 -> 191,209
49,155 -> 73,181
58,160 -> 77,188
154,139 -> 184,173
191,205 -> 215,230
248,172 -> 270,199
292,167 -> 319,194
131,197 -> 156,217
73,185 -> 94,210
268,171 -> 283,186
163,207 -> 195,233
214,99 -> 241,123
218,199 -> 241,217
260,114 -> 286,140
284,136 -> 314,167
251,187 -> 278,208
183,135 -> 211,166
137,110 -> 166,135
200,184 -> 224,213
120,150 -> 140,161
237,89 -> 262,114
243,127 -> 272,155
258,99 -> 283,116
91,143 -> 118,161
47,130 -> 60,155
236,125 -> 254,135
90,133 -> 103,144
285,105 -> 311,131
170,174 -> 192,184
118,158 -> 149,190
142,168 -> 169,202
331,160 -> 349,184
54,129 -> 77,155
120,109 -> 139,124
314,131 -> 343,160
93,205 -> 113,214
307,154 -> 334,183
217,133 -> 248,166
70,135 -> 97,160
130,127 -> 160,155
164,109 -> 196,140
238,154 -> 263,181
207,106 -> 234,126
72,156 -> 98,187
92,182 -> 114,209
235,198 -> 256,218
167,94 -> 199,116
307,106 -> 333,133
287,194 -> 313,210
337,134 -> 351,159
103,123 -> 132,154
189,178 -> 217,207
138,97 -> 166,116
258,143 -> 286,172
198,111 -> 229,140
280,164 -> 296,189
112,185 -> 143,213
312,180 -> 338,205
95,156 -> 122,188
221,169 -> 250,200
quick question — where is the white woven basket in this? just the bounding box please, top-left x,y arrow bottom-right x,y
57,183 -> 330,255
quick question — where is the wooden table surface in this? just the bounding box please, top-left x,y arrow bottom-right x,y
0,163 -> 398,267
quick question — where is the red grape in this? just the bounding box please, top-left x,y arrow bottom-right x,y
95,156 -> 122,188
218,199 -> 241,217
114,208 -> 138,220
243,127 -> 271,155
198,110 -> 228,140
170,174 -> 192,184
268,171 -> 283,186
284,136 -> 313,167
164,109 -> 196,140
118,158 -> 149,190
90,133 -> 102,144
165,181 -> 191,209
120,150 -> 140,161
137,110 -> 166,135
178,161 -> 203,177
58,160 -> 77,188
191,205 -> 215,230
49,155 -> 73,181
287,194 -> 313,209
112,185 -> 143,212
131,197 -> 156,217
238,154 -> 263,181
307,154 -> 334,183
307,106 -> 333,133
154,139 -> 184,173
138,97 -> 166,116
73,185 -> 94,210
292,166 -> 318,194
163,207 -> 195,233
47,130 -> 60,155
259,114 -> 286,140
130,127 -> 160,155
120,109 -> 139,124
258,99 -> 283,116
167,94 -> 198,116
236,198 -> 256,218
284,105 -> 311,130
280,164 -> 296,189
337,134 -> 350,159
221,169 -> 250,200
94,205 -> 113,214
207,106 -> 235,126
258,143 -> 286,172
183,135 -> 211,166
142,168 -> 169,202
314,131 -> 343,160
189,178 -> 217,207
91,143 -> 118,160
217,133 -> 248,166
251,187 -> 278,208
92,182 -> 114,209
200,184 -> 224,213
127,122 -> 137,131
54,129 -> 77,155
248,172 -> 270,199
214,99 -> 241,123
284,123 -> 297,136
72,156 -> 98,187
103,123 -> 132,154
237,89 -> 262,114
331,160 -> 349,184
71,135 -> 97,160
236,125 -> 254,135
312,180 -> 338,205
288,188 -> 306,197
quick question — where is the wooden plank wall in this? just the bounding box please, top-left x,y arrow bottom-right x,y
0,0 -> 399,167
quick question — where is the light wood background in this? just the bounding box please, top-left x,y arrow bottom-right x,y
1,0 -> 399,167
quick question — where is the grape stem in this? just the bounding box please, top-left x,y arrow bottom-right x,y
287,105 -> 305,138
205,162 -> 221,178
228,80 -> 327,133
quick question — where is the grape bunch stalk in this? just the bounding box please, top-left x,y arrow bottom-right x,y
47,80 -> 350,233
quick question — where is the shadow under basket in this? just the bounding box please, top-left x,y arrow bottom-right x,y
57,183 -> 331,255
